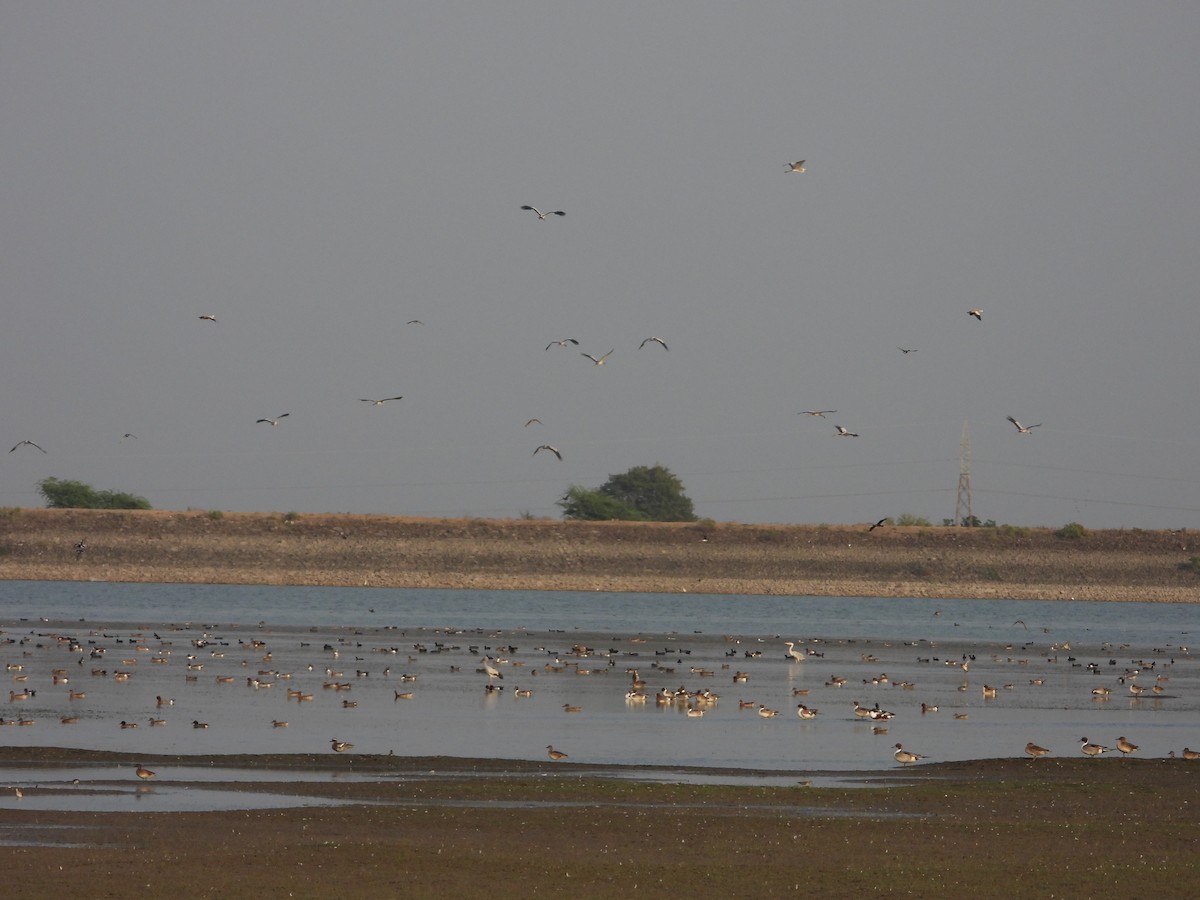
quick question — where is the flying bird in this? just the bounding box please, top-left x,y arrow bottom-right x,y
198,315 -> 217,322
868,518 -> 888,532
360,396 -> 404,406
534,445 -> 562,460
897,347 -> 917,354
406,320 -> 424,325
582,349 -> 614,366
122,433 -> 137,440
255,414 -> 290,426
524,418 -> 543,427
9,440 -> 46,453
1006,416 -> 1041,434
785,160 -> 806,173
520,205 -> 566,219
800,410 -> 836,418
639,337 -> 669,351
835,426 -> 859,437
545,338 -> 579,350
968,308 -> 983,320
330,739 -> 354,753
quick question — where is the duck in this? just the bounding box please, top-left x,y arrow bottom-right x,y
1025,742 -> 1051,759
546,745 -> 568,760
1182,748 -> 1200,761
796,704 -> 819,720
330,739 -> 353,753
893,743 -> 925,765
1080,737 -> 1110,757
135,764 -> 156,780
192,720 -> 209,729
1115,736 -> 1139,757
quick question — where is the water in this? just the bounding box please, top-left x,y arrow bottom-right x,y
1,580 -> 1197,779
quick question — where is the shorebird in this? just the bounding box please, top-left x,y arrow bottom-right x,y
582,349 -> 614,366
255,414 -> 289,426
533,445 -> 562,460
639,336 -> 669,351
968,308 -> 983,320
1080,737 -> 1110,757
545,338 -> 579,350
135,764 -> 156,780
1006,416 -> 1041,434
1025,742 -> 1051,759
520,205 -> 565,219
868,518 -> 888,532
547,745 -> 568,760
800,410 -> 836,418
1115,736 -> 1139,757
834,426 -> 859,437
360,396 -> 403,406
198,314 -> 217,322
331,739 -> 353,753
894,743 -> 925,765
8,440 -> 46,454
785,160 -> 806,173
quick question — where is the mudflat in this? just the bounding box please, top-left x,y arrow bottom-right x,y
2,750 -> 1199,898
2,507 -> 1199,601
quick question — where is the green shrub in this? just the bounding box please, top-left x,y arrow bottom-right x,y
1055,522 -> 1088,540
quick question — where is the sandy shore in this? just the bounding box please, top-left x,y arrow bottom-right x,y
2,507 -> 1199,601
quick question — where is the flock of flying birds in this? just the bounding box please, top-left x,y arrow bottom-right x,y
6,171 -> 1040,504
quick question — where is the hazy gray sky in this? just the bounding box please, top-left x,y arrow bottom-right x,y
3,2 -> 1198,528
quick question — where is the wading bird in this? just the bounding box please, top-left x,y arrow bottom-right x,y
1006,416 -> 1041,434
520,205 -> 565,219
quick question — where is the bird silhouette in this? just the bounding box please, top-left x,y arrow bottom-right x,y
520,205 -> 565,219
582,349 -> 614,366
545,338 -> 579,350
639,337 -> 669,351
9,440 -> 46,453
255,414 -> 290,426
534,445 -> 562,460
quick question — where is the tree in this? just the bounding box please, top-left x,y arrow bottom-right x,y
558,464 -> 696,522
38,477 -> 151,510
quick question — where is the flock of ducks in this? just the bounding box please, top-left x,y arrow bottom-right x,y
3,612 -> 1196,791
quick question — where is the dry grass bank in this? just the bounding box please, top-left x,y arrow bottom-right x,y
2,507 -> 1199,601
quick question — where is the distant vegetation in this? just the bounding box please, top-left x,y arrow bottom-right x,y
1055,522 -> 1089,540
559,464 -> 696,522
38,477 -> 151,510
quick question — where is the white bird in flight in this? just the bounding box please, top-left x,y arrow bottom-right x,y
639,337 -> 669,351
835,426 -> 859,437
255,414 -> 290,426
9,440 -> 46,453
800,410 -> 836,418
520,205 -> 565,219
582,349 -> 614,366
534,445 -> 563,460
198,314 -> 217,322
545,338 -> 579,350
1006,415 -> 1041,434
968,308 -> 983,320
360,396 -> 403,406
785,160 -> 806,173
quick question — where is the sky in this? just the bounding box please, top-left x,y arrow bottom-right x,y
2,2 -> 1199,529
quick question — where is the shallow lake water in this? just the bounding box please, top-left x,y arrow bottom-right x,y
1,580 -> 1197,810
